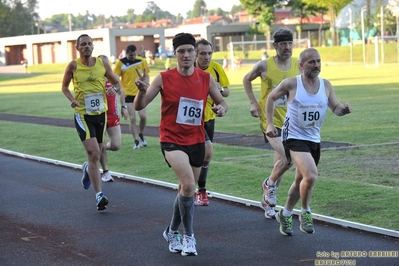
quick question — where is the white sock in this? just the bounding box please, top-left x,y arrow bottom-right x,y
266,178 -> 275,186
282,208 -> 292,216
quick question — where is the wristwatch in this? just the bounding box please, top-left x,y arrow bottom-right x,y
122,105 -> 127,109
112,86 -> 119,92
220,88 -> 224,93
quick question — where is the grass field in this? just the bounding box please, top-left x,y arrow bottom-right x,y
0,53 -> 398,231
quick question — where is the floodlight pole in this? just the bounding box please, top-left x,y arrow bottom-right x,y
361,6 -> 367,65
381,6 -> 384,64
397,15 -> 399,62
68,13 -> 72,32
348,8 -> 353,65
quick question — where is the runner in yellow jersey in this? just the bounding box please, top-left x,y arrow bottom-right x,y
114,44 -> 151,149
194,39 -> 230,206
61,34 -> 122,211
243,27 -> 301,219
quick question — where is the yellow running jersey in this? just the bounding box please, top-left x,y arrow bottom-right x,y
259,57 -> 300,132
202,61 -> 230,122
113,56 -> 150,96
73,57 -> 107,115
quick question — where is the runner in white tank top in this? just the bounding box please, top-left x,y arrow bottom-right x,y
264,48 -> 352,236
282,75 -> 328,144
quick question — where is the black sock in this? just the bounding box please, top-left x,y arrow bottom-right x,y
198,161 -> 209,190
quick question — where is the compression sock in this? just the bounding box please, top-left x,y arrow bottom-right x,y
170,194 -> 181,231
198,161 -> 209,190
178,193 -> 195,236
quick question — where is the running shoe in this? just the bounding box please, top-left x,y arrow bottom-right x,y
262,178 -> 277,207
163,226 -> 183,253
264,205 -> 276,219
299,212 -> 315,234
139,134 -> 148,147
276,210 -> 293,236
181,235 -> 197,256
101,171 -> 114,182
133,140 -> 140,150
81,162 -> 91,190
194,190 -> 209,206
96,192 -> 109,211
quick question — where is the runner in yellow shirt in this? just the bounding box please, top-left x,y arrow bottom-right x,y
61,34 -> 121,211
243,27 -> 301,219
194,38 -> 230,206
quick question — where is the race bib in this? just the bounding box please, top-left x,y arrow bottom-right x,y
298,103 -> 323,128
176,97 -> 203,126
84,93 -> 104,113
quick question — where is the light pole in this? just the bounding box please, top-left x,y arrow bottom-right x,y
387,0 -> 399,62
397,15 -> 399,62
348,8 -> 353,65
68,13 -> 72,31
35,22 -> 39,34
380,6 -> 384,64
361,6 -> 367,65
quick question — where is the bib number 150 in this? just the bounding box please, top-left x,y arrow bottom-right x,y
302,111 -> 320,121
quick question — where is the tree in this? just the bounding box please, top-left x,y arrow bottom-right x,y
288,0 -> 317,38
191,0 -> 206,18
0,0 -> 39,37
125,9 -> 136,24
303,0 -> 352,46
239,0 -> 282,47
11,1 -> 33,35
288,0 -> 328,46
207,7 -> 225,16
0,2 -> 12,37
230,4 -> 244,16
387,0 -> 399,35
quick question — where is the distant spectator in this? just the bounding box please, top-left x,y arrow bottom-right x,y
145,49 -> 151,65
222,56 -> 228,70
158,45 -> 164,60
165,57 -> 171,70
109,55 -> 116,64
140,45 -> 145,57
234,55 -> 242,70
21,59 -> 28,74
118,49 -> 126,59
262,51 -> 268,60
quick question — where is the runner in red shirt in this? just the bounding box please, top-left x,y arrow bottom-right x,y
134,33 -> 228,256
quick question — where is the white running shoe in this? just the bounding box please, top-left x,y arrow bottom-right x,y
181,235 -> 197,256
141,139 -> 148,147
139,134 -> 148,147
101,171 -> 114,182
262,178 -> 277,207
163,226 -> 183,253
264,205 -> 276,219
133,141 -> 140,150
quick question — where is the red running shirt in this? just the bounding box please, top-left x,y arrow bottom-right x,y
105,80 -> 117,116
160,68 -> 210,145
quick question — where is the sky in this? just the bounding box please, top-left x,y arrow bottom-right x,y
36,0 -> 242,20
